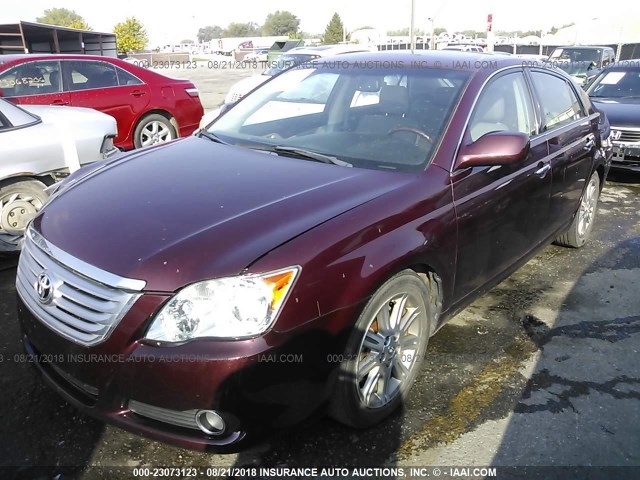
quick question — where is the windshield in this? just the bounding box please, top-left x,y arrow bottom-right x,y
0,98 -> 39,129
550,48 -> 601,75
588,69 -> 640,98
209,62 -> 470,172
264,54 -> 321,75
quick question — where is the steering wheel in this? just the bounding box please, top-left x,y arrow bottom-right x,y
387,127 -> 435,144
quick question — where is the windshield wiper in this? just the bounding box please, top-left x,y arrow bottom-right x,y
198,130 -> 229,145
274,146 -> 353,167
247,144 -> 352,167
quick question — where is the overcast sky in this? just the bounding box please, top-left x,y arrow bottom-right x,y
5,0 -> 637,46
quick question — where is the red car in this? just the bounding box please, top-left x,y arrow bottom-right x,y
0,54 -> 203,150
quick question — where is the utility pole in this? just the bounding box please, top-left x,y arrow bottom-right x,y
409,0 -> 416,52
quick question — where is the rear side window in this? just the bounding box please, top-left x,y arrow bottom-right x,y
468,72 -> 536,142
116,67 -> 143,86
64,61 -> 118,91
530,71 -> 584,131
0,61 -> 62,97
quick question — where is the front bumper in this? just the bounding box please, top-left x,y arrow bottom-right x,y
17,293 -> 346,452
611,143 -> 640,173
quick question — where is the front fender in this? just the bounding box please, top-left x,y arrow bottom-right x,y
250,166 -> 457,334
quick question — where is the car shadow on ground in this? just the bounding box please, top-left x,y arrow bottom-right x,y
487,233 -> 640,475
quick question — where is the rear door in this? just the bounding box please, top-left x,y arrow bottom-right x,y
0,60 -> 69,106
528,69 -> 595,234
62,60 -> 150,146
452,69 -> 551,300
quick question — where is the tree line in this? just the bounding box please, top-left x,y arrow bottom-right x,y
37,8 -> 148,53
36,8 -> 351,50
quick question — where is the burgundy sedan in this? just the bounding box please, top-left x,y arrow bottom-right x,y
16,52 -> 609,451
0,54 -> 203,150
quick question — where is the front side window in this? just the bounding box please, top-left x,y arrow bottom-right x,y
531,71 -> 584,131
209,63 -> 470,172
0,61 -> 62,97
468,72 -> 536,142
64,61 -> 118,91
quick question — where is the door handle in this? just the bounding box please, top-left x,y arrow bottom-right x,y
584,136 -> 595,150
130,90 -> 146,97
535,163 -> 551,177
51,100 -> 69,105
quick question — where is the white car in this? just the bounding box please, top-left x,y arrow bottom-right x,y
0,98 -> 118,250
199,45 -> 378,128
243,49 -> 269,63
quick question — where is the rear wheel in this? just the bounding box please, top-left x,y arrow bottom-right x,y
330,270 -> 432,428
555,171 -> 600,248
0,179 -> 48,251
133,114 -> 176,148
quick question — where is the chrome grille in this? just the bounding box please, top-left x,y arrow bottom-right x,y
129,400 -> 200,430
615,128 -> 640,144
16,227 -> 145,346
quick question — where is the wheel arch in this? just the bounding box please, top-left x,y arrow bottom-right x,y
1,173 -> 56,189
132,109 -> 179,138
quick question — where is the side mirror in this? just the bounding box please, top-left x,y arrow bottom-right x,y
456,131 -> 530,170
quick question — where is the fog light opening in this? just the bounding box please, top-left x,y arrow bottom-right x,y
195,410 -> 226,436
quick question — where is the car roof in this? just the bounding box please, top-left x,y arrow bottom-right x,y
605,59 -> 640,69
286,45 -> 374,56
553,46 -> 613,50
313,50 -> 524,74
0,53 -> 127,66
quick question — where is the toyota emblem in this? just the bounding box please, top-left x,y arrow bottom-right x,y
36,272 -> 54,304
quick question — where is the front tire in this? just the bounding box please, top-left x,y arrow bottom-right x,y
330,270 -> 432,428
555,171 -> 600,248
133,114 -> 177,149
0,179 -> 48,251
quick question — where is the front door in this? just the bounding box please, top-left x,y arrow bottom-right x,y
451,70 -> 552,301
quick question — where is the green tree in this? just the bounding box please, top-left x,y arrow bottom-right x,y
433,27 -> 447,36
262,11 -> 300,36
322,13 -> 347,44
113,17 -> 148,54
224,22 -> 260,37
387,27 -> 409,36
37,8 -> 91,30
181,39 -> 194,44
197,25 -> 224,43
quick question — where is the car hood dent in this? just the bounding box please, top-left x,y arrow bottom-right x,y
591,97 -> 640,129
35,137 -> 414,292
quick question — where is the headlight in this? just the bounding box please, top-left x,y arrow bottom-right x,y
145,267 -> 300,342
